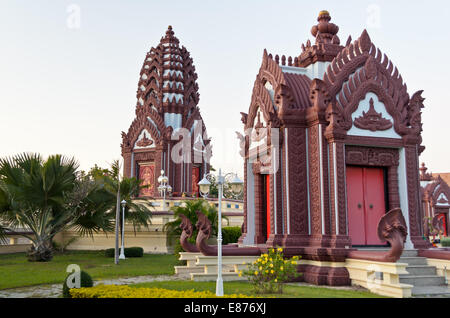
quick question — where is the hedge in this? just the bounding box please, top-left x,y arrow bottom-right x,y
441,237 -> 450,247
105,247 -> 144,258
70,285 -> 252,298
222,227 -> 242,245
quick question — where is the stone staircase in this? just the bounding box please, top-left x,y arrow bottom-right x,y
398,250 -> 450,297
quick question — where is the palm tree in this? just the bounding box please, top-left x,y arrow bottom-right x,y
163,199 -> 228,248
89,161 -> 153,237
0,153 -> 114,261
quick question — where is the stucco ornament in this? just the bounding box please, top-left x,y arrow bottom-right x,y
354,98 -> 393,131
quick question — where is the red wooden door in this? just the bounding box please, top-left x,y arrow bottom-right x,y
346,167 -> 366,245
266,174 -> 271,238
346,166 -> 386,246
438,214 -> 448,236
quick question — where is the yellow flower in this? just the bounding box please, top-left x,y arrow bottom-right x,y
277,248 -> 283,252
269,263 -> 274,268
291,261 -> 296,265
270,270 -> 274,274
274,279 -> 278,283
238,272 -> 242,277
259,266 -> 262,271
265,270 -> 269,273
254,271 -> 258,275
280,266 -> 284,271
269,258 -> 273,261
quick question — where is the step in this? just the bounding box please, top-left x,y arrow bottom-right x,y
405,265 -> 437,276
401,250 -> 419,257
398,257 -> 428,266
412,286 -> 450,297
399,275 -> 446,286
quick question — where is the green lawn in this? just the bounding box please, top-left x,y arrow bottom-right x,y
0,251 -> 177,290
0,252 -> 386,298
131,280 -> 386,298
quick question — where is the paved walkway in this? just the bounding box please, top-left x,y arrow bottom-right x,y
0,275 -> 185,298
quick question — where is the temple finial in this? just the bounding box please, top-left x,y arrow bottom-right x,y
317,10 -> 331,22
165,25 -> 175,37
311,10 -> 339,43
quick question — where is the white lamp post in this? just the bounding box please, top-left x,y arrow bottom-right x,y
158,170 -> 172,211
198,169 -> 244,296
119,199 -> 127,260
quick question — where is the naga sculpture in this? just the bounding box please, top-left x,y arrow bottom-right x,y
347,208 -> 408,262
179,214 -> 199,253
195,211 -> 261,256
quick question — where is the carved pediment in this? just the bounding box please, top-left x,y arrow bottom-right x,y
136,132 -> 154,147
437,193 -> 449,205
354,98 -> 393,132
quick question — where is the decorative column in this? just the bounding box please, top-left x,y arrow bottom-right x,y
266,130 -> 285,247
324,135 -> 351,248
404,144 -> 428,249
281,126 -> 310,247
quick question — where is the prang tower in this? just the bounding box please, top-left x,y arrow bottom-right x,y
121,26 -> 210,198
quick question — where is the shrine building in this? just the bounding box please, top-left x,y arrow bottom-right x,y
239,10 -> 428,259
420,163 -> 450,237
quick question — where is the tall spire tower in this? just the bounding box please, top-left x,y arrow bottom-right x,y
121,26 -> 210,198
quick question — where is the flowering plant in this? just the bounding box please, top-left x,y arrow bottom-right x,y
241,247 -> 300,294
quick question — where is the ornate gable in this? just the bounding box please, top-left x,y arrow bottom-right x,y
425,176 -> 450,207
323,29 -> 425,144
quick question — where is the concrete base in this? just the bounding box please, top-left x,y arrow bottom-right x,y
178,254 -> 259,282
345,258 -> 413,298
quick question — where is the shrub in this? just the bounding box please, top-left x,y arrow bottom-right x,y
104,247 -> 144,258
70,285 -> 252,298
241,248 -> 300,294
125,247 -> 144,257
222,227 -> 241,245
173,240 -> 186,265
441,237 -> 450,247
62,270 -> 93,298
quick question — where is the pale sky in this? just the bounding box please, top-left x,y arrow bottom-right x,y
1,0 -> 449,176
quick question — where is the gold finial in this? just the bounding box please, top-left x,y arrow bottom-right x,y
317,10 -> 331,22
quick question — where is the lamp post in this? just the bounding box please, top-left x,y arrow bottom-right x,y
158,170 -> 172,211
198,169 -> 244,296
119,199 -> 127,260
